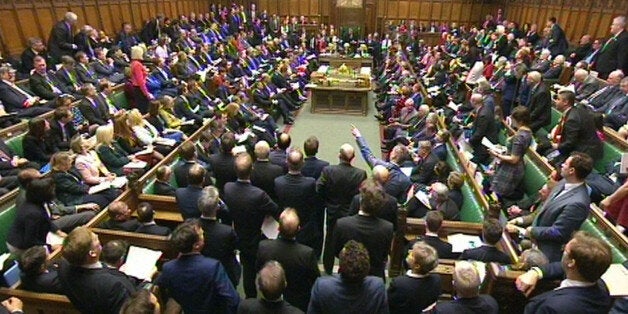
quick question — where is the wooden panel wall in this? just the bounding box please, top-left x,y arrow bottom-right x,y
0,0 -> 210,56
503,0 -> 628,42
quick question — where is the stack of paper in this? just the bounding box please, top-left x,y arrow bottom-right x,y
155,138 -> 176,147
601,263 -> 628,297
448,233 -> 482,253
122,246 -> 163,281
123,161 -> 147,170
261,216 -> 279,239
88,177 -> 128,194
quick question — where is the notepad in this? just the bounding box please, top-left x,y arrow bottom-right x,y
123,161 -> 148,169
261,216 -> 279,239
122,246 -> 162,281
601,263 -> 628,297
448,233 -> 482,253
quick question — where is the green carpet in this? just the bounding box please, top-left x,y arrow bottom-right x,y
285,93 -> 381,172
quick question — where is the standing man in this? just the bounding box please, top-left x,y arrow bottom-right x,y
508,152 -> 592,262
526,71 -> 552,133
301,136 -> 329,180
316,144 -> 367,275
256,208 -> 320,312
594,16 -> 628,79
156,221 -> 240,313
223,153 -> 281,298
468,93 -> 498,166
546,17 -> 569,57
48,12 -> 79,64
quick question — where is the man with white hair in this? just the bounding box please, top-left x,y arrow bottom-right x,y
573,69 -> 600,101
526,71 -> 552,133
48,12 -> 79,64
430,182 -> 460,220
587,70 -> 625,108
468,93 -> 498,165
542,54 -> 565,80
435,261 -> 499,313
530,49 -> 552,73
595,15 -> 628,79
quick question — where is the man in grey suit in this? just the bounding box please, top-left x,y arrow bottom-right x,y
507,152 -> 593,262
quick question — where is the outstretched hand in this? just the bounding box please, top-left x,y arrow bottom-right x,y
350,124 -> 361,138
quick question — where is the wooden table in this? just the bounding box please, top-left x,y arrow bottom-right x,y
318,55 -> 373,69
309,85 -> 370,116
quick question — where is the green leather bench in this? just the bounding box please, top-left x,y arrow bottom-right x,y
6,133 -> 26,157
110,91 -> 130,110
444,143 -> 484,223
142,159 -> 180,194
595,141 -> 622,173
522,155 -> 547,197
0,205 -> 17,253
580,219 -> 626,263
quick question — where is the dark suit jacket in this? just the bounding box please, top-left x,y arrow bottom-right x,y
6,201 -> 58,249
75,64 -> 98,85
308,275 -> 388,314
528,82 -> 552,132
575,76 -> 600,101
301,156 -> 329,180
135,223 -> 171,236
49,119 -> 77,151
595,30 -> 628,79
548,23 -> 569,57
238,299 -> 303,314
0,140 -> 21,175
316,162 -> 367,220
199,217 -> 240,286
251,160 -> 284,199
99,218 -> 140,232
333,214 -> 393,279
29,71 -> 65,100
557,105 -> 603,162
96,144 -> 130,176
436,295 -> 499,314
153,180 -> 176,196
223,180 -> 280,254
531,181 -> 590,262
256,238 -> 320,311
411,152 -> 439,184
469,104 -> 498,164
23,134 -> 56,165
0,80 -> 29,112
51,169 -> 91,206
175,186 -> 203,219
79,97 -> 109,125
269,149 -> 288,172
433,143 -> 447,161
388,273 -> 441,313
459,245 -> 511,264
21,268 -> 63,294
208,153 -> 237,193
173,160 -> 195,188
58,261 -> 137,314
48,21 -> 75,61
348,193 -> 398,231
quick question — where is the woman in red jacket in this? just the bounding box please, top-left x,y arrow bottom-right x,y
128,45 -> 154,113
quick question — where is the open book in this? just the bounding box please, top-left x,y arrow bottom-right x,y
261,216 -> 279,239
154,138 -> 176,147
448,233 -> 483,253
123,160 -> 148,170
121,246 -> 163,281
88,176 -> 128,194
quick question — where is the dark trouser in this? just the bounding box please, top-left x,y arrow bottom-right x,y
129,86 -> 150,114
323,217 -> 338,275
83,188 -> 121,209
53,211 -> 96,232
16,105 -> 53,118
240,250 -> 257,298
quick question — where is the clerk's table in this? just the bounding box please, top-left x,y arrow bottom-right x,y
308,65 -> 372,116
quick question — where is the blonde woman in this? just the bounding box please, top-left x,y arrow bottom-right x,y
95,125 -> 141,176
129,45 -> 153,113
70,134 -> 114,185
159,95 -> 197,134
127,109 -> 173,155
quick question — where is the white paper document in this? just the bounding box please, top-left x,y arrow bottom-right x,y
122,246 -> 163,281
601,263 -> 628,297
400,167 -> 412,177
448,233 -> 482,253
414,190 -> 432,210
124,161 -> 147,169
89,177 -> 128,194
620,153 -> 628,174
261,216 -> 279,239
482,137 -> 506,154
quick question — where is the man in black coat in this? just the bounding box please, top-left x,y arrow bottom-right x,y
411,140 -> 439,185
134,203 -> 171,236
526,72 -> 552,133
174,142 -> 212,188
256,208 -> 320,312
238,261 -> 303,314
546,17 -> 569,57
20,38 -> 49,76
223,153 -> 281,299
153,166 -> 176,197
0,139 -> 39,177
274,150 -> 324,257
251,140 -> 284,200
421,211 -> 456,259
269,133 -> 290,172
301,136 -> 329,180
0,66 -> 51,118
316,143 -> 367,275
594,16 -> 628,79
516,231 -> 612,313
198,186 -> 241,287
48,107 -> 78,151
99,201 -> 140,232
348,165 -> 398,231
333,179 -> 394,279
459,218 -> 511,264
29,56 -> 68,101
139,15 -> 164,44
48,12 -> 79,64
468,93 -> 498,166
207,132 -> 238,193
77,83 -> 110,127
175,164 -> 207,220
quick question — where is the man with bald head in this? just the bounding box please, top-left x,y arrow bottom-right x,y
239,261 -> 303,313
349,165 -> 399,230
256,208 -> 320,311
587,70 -> 625,109
224,153 -> 280,298
572,69 -> 600,101
526,71 -> 552,133
316,143 -> 367,275
468,93 -> 498,165
251,140 -> 284,200
435,261 -> 499,313
594,15 -> 628,79
48,12 -> 79,64
270,133 -> 291,172
275,149 -> 324,257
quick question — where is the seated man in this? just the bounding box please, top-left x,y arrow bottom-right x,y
135,202 -> 171,236
459,218 -> 511,264
388,242 -> 441,313
516,231 -> 613,313
29,55 -> 67,101
435,261 -> 499,313
238,261 -> 303,313
409,211 -> 456,259
0,65 -> 52,118
155,221 -> 240,313
153,165 -> 176,196
542,55 -> 565,80
98,201 -> 140,232
58,227 -> 137,314
18,246 -> 63,294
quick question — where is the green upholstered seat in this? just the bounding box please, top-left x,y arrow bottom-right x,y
522,155 -> 547,197
6,133 -> 25,157
0,205 -> 17,253
595,141 -> 622,173
459,182 -> 484,223
111,91 -> 130,110
579,219 -> 626,263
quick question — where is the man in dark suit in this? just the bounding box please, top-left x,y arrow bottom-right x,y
568,34 -> 593,63
153,165 -> 176,196
175,164 -> 207,220
269,133 -> 290,172
256,208 -> 320,311
18,246 -> 63,294
238,261 -> 303,314
0,139 -> 39,177
198,186 -> 240,287
352,126 -> 411,202
435,261 -> 499,313
550,90 -> 603,165
0,66 -> 51,118
48,107 -> 78,151
526,72 -> 552,133
421,211 -> 455,259
20,38 -> 49,77
587,70 -> 624,109
594,16 -> 628,79
516,231 -> 613,313
411,140 -> 439,185
251,140 -> 284,200
348,166 -> 398,230
208,132 -> 238,194
316,143 -> 367,275
573,69 -> 600,101
174,141 -> 211,188
29,56 -> 67,101
98,201 -> 139,231
78,83 -> 110,127
275,149 -> 324,257
432,130 -> 449,161
58,227 -> 137,314
599,77 -> 628,130
223,153 -> 281,298
302,136 -> 329,180
459,218 -> 511,264
135,202 -> 170,236
468,93 -> 498,166
509,152 -> 593,262
48,12 -> 79,64
333,179 -> 394,279
139,15 -> 164,44
546,17 -> 569,57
